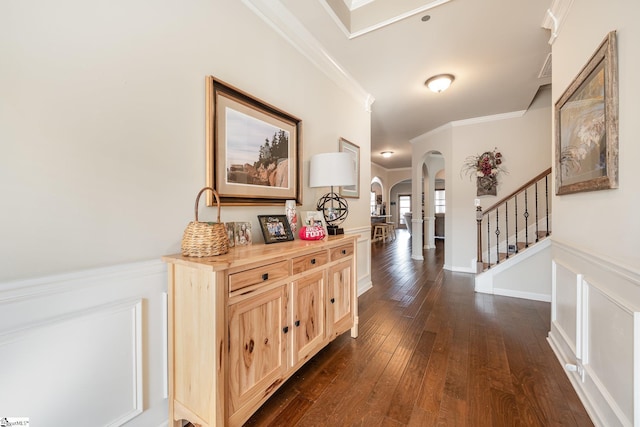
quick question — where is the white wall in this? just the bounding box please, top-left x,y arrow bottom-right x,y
0,0 -> 371,425
551,5 -> 638,269
476,239 -> 552,301
411,88 -> 552,270
0,0 -> 371,282
548,2 -> 640,426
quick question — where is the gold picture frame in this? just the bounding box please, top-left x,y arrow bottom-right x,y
206,76 -> 302,206
555,31 -> 619,195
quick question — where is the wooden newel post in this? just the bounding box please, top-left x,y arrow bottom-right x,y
476,205 -> 483,273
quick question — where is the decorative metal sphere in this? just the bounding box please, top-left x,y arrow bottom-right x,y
316,192 -> 349,226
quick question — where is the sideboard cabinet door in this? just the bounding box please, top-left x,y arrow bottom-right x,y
228,285 -> 287,418
290,271 -> 325,366
327,259 -> 353,339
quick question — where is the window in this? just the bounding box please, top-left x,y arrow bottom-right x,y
435,190 -> 445,214
398,195 -> 411,225
370,192 -> 376,215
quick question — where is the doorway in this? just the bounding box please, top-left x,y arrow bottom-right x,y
398,194 -> 411,229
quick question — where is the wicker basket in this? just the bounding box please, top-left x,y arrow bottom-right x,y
181,187 -> 229,257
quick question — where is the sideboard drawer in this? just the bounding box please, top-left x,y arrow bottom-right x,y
330,244 -> 353,262
229,260 -> 290,292
292,251 -> 328,275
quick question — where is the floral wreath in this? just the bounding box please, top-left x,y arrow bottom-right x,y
461,147 -> 507,180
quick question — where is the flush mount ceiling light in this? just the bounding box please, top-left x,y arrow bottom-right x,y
425,74 -> 455,93
381,151 -> 394,158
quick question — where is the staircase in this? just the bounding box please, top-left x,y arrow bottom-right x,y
474,168 -> 553,301
476,168 -> 552,272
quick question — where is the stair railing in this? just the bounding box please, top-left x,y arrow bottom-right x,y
476,168 -> 552,272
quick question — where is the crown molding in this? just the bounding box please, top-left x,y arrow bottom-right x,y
410,110 -> 526,144
542,0 -> 575,45
321,0 -> 452,40
241,0 -> 375,111
410,122 -> 453,144
451,110 -> 526,127
371,161 -> 412,172
345,0 -> 375,11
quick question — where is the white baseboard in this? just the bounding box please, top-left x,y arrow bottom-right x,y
493,288 -> 551,302
358,280 -> 373,296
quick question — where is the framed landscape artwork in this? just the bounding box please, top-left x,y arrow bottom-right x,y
206,77 -> 302,206
555,31 -> 619,195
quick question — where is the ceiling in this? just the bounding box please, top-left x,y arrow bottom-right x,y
267,0 -> 553,169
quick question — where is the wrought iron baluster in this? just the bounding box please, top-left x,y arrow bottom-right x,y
545,175 -> 550,236
524,189 -> 529,247
514,194 -> 519,253
495,206 -> 501,264
505,201 -> 509,259
487,211 -> 491,268
535,181 -> 540,242
476,206 -> 483,267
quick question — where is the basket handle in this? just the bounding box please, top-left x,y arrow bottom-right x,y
194,187 -> 222,223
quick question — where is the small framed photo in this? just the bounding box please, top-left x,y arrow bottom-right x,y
224,222 -> 235,248
302,211 -> 328,233
234,222 -> 252,246
257,215 -> 294,244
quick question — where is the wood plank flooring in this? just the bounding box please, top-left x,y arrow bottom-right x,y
244,230 -> 592,426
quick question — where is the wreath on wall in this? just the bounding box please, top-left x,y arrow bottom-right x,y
461,148 -> 506,196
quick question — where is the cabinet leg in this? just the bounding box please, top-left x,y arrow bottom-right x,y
350,316 -> 359,338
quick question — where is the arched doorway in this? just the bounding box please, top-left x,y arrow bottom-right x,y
411,151 -> 445,260
370,176 -> 384,215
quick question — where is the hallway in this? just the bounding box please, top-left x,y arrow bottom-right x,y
245,230 -> 592,426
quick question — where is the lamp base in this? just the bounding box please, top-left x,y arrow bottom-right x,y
327,225 -> 344,235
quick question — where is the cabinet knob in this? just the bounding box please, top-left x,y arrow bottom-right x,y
283,326 -> 289,334
311,258 -> 316,264
341,249 -> 347,255
295,320 -> 300,327
262,273 -> 269,281
330,298 -> 335,304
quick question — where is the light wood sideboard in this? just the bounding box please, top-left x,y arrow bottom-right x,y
162,235 -> 358,427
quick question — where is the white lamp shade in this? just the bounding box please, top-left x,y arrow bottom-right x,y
309,152 -> 356,188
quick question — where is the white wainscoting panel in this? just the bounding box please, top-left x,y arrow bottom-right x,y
551,260 -> 579,356
348,226 -> 372,296
586,281 -> 634,426
0,300 -> 142,426
549,239 -> 640,427
0,260 -> 169,427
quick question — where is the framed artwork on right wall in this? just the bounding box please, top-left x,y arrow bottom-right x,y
555,31 -> 619,195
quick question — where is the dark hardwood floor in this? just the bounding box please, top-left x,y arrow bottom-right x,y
244,230 -> 592,426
